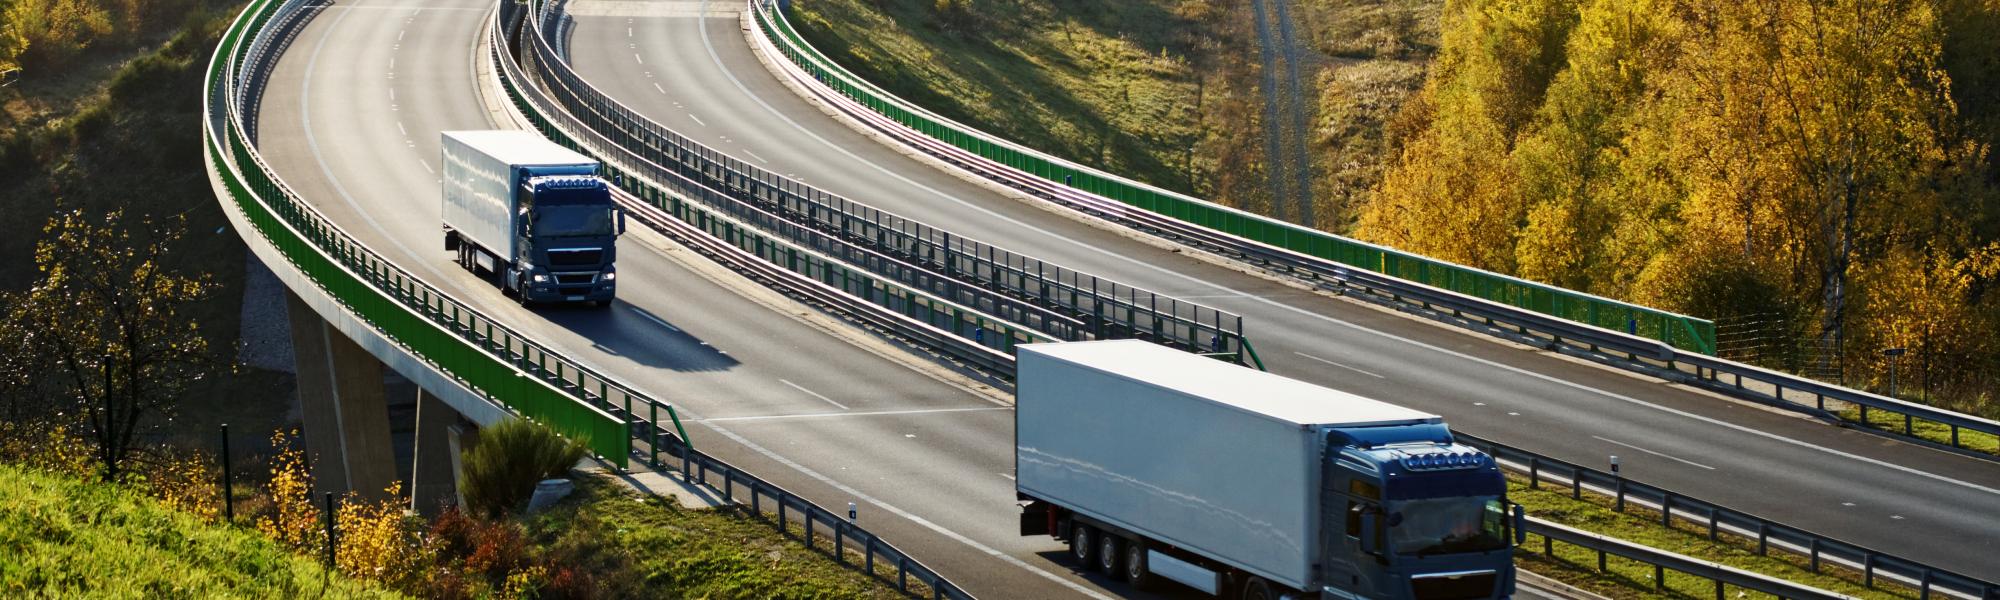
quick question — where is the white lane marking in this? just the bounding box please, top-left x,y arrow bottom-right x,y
743,149 -> 769,163
634,53 -> 643,64
397,29 -> 404,42
627,27 -> 632,37
715,11 -> 2000,496
388,57 -> 394,70
397,121 -> 406,136
693,422 -> 1114,599
653,82 -> 666,94
419,159 -> 434,174
632,309 -> 681,332
687,113 -> 707,127
388,88 -> 395,101
780,378 -> 849,410
699,406 -> 1007,423
1592,436 -> 1718,471
1293,351 -> 1384,379
1000,473 -> 1015,481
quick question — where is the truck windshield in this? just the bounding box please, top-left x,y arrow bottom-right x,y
1389,496 -> 1507,556
533,205 -> 613,237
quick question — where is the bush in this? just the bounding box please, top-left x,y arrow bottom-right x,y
460,419 -> 587,518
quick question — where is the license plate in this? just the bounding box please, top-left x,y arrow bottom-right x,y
566,295 -> 584,302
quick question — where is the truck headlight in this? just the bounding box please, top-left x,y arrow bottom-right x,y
601,271 -> 616,281
531,274 -> 549,283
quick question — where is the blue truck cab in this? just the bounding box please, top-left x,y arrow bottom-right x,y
441,131 -> 625,307
1324,424 -> 1519,600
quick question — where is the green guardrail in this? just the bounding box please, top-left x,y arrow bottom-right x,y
750,2 -> 1717,355
206,0 -> 651,467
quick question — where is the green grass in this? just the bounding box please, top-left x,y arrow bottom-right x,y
1835,405 -> 2000,457
1508,475 -> 1917,600
790,0 -> 1216,195
525,475 -> 909,599
0,463 -> 393,598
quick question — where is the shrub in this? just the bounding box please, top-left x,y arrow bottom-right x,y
459,419 -> 587,518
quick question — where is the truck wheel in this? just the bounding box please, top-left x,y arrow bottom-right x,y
1098,533 -> 1124,578
1070,524 -> 1097,567
1241,576 -> 1274,600
1124,540 -> 1152,590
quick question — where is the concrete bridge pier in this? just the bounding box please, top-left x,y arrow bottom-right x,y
287,290 -> 401,502
410,387 -> 472,515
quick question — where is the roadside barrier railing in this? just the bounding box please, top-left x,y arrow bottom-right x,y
1461,433 -> 1997,600
1522,518 -> 1851,600
745,0 -> 2000,454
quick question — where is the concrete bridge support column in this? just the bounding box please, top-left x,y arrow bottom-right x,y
410,387 -> 468,515
287,290 -> 399,501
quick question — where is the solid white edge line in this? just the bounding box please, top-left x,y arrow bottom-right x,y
699,406 -> 1006,423
1293,351 -> 1385,379
1591,435 -> 1718,471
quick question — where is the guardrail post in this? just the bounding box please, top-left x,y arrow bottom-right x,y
1920,570 -> 1932,600
1615,478 -> 1626,512
1659,493 -> 1670,526
1528,457 -> 1539,489
1596,546 -> 1606,572
806,510 -> 816,546
865,537 -> 875,577
1654,565 -> 1664,590
898,556 -> 910,592
835,522 -> 846,564
778,497 -> 787,534
1706,509 -> 1717,541
1863,553 -> 1875,588
1713,579 -> 1724,600
1542,534 -> 1552,557
1808,538 -> 1821,572
648,403 -> 660,469
1755,522 -> 1767,554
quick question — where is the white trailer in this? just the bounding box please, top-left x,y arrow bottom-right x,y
1016,340 -> 1518,600
440,130 -> 598,273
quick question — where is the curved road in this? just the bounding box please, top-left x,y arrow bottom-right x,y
247,1 -> 1175,597
560,0 -> 2000,579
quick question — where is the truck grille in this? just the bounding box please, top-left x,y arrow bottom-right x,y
1412,572 -> 1495,600
547,248 -> 603,266
553,273 -> 596,285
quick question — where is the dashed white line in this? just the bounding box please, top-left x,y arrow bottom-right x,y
1293,352 -> 1384,379
627,27 -> 632,37
1000,473 -> 1016,481
699,406 -> 1007,423
633,53 -> 643,64
743,150 -> 769,163
397,29 -> 404,41
780,379 -> 849,410
387,88 -> 395,101
687,113 -> 706,126
632,309 -> 681,332
1592,436 -> 1717,471
653,82 -> 666,94
397,121 -> 406,136
419,159 -> 434,174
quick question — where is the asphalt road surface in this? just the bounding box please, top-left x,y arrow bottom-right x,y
557,0 -> 2000,579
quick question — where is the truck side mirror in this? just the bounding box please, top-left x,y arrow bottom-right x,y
1511,503 -> 1527,545
617,209 -> 628,235
1359,511 -> 1380,555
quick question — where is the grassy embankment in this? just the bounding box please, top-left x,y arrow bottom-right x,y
0,463 -> 393,597
525,474 -> 912,598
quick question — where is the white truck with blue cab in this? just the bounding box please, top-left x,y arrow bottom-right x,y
442,130 -> 624,307
1016,340 -> 1523,600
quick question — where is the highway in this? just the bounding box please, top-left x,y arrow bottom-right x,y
248,1 -> 1132,597
558,0 -> 2000,578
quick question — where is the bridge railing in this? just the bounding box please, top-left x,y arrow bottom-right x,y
206,0 -> 692,469
746,0 -> 2000,455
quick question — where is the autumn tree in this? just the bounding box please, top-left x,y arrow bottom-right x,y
2,209 -> 218,481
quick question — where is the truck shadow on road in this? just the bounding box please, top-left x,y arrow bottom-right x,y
537,302 -> 742,372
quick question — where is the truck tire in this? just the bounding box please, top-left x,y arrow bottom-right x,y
1241,576 -> 1274,600
1124,539 -> 1153,590
1070,524 -> 1097,567
1097,533 -> 1124,578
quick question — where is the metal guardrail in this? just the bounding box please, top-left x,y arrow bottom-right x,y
1459,434 -> 1997,600
747,0 -> 1715,356
206,0 -> 694,469
1523,518 -> 1851,600
493,0 -> 1031,373
525,0 -> 1253,365
744,0 -> 2000,454
680,445 -> 974,599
